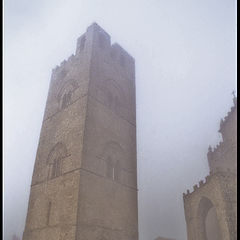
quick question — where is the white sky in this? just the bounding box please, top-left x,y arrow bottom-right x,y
4,0 -> 237,240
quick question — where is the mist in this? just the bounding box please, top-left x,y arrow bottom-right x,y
4,0 -> 237,240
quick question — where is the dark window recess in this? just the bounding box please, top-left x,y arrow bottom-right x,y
80,36 -> 86,51
51,158 -> 61,179
106,157 -> 120,181
61,91 -> 72,109
114,161 -> 120,181
46,201 -> 52,225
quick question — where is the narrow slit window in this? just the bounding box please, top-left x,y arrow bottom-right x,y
47,201 -> 52,226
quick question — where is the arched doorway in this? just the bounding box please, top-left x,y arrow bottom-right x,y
197,197 -> 222,240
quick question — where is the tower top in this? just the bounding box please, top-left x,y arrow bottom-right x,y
75,22 -> 135,62
87,22 -> 111,37
52,22 -> 135,78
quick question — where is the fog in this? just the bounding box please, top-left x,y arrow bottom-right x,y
4,0 -> 236,240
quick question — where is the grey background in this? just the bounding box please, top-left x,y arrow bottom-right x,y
4,0 -> 236,239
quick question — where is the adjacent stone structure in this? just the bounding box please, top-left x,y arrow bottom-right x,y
23,23 -> 138,240
154,236 -> 176,240
183,94 -> 237,240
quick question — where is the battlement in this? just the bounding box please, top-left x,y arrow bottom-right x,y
52,23 -> 134,78
183,169 -> 236,199
206,93 -> 237,174
111,42 -> 135,61
218,93 -> 237,134
183,174 -> 212,198
52,53 -> 76,74
76,22 -> 135,66
207,141 -> 222,162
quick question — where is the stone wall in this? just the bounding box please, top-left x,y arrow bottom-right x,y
183,99 -> 237,240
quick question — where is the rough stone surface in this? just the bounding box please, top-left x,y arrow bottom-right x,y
154,237 -> 176,240
183,98 -> 237,240
23,23 -> 138,240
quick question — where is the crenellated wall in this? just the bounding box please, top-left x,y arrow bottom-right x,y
183,95 -> 237,240
207,98 -> 237,174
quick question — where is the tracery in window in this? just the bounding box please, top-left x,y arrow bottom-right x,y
99,141 -> 124,182
57,79 -> 78,110
47,142 -> 68,180
61,90 -> 72,109
99,79 -> 126,114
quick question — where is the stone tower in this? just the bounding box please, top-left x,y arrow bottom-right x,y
183,95 -> 237,240
23,23 -> 138,240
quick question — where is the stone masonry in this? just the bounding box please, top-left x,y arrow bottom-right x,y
22,23 -> 138,240
154,236 -> 176,240
183,95 -> 237,240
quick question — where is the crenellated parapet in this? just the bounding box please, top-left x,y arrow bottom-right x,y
218,93 -> 237,136
207,143 -> 223,171
183,168 -> 236,200
183,174 -> 212,199
207,141 -> 223,159
52,54 -> 77,74
207,94 -> 237,174
183,92 -> 237,240
51,22 -> 135,82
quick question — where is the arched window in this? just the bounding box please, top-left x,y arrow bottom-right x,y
61,90 -> 72,109
100,79 -> 126,114
99,141 -> 124,182
50,158 -> 61,179
47,142 -> 68,180
197,197 -> 222,240
57,79 -> 78,110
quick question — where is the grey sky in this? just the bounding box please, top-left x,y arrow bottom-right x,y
4,0 -> 236,240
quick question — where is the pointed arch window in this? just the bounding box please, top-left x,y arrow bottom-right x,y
57,79 -> 78,110
100,79 -> 126,114
47,142 -> 68,180
61,90 -> 72,109
50,158 -> 61,179
99,141 -> 124,182
197,197 -> 223,240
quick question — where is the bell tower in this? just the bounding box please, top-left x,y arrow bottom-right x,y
23,23 -> 138,240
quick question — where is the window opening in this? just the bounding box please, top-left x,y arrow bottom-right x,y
80,36 -> 86,51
